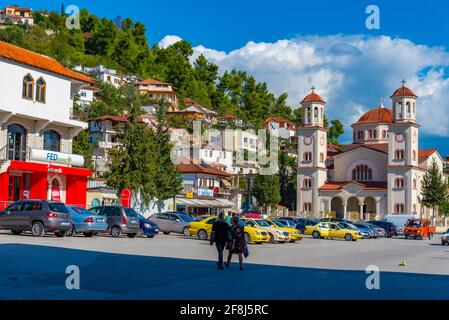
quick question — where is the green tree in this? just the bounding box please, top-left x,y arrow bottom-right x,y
278,151 -> 297,210
420,160 -> 448,218
252,174 -> 281,214
72,130 -> 94,170
327,119 -> 345,145
151,102 -> 183,212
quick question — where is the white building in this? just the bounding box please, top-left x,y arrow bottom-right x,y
297,84 -> 445,221
265,116 -> 297,139
78,85 -> 100,106
0,40 -> 93,208
0,5 -> 34,26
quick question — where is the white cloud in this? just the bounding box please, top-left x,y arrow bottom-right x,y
158,35 -> 183,49
184,34 -> 449,138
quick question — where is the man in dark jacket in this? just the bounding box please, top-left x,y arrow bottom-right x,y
210,212 -> 231,270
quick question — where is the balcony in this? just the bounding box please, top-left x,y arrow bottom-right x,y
98,141 -> 121,149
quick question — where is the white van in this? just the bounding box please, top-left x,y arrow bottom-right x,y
383,214 -> 417,234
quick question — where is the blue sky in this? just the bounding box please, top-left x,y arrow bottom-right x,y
3,0 -> 449,155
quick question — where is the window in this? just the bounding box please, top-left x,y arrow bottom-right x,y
368,130 -> 373,139
395,178 -> 405,188
395,204 -> 405,214
357,131 -> 364,140
395,149 -> 405,160
320,153 -> 324,162
352,165 -> 373,181
314,107 -> 319,118
43,130 -> 61,152
303,178 -> 312,188
22,74 -> 33,99
373,130 -> 377,139
382,130 -> 387,139
413,179 -> 417,190
303,203 -> 312,212
35,77 -> 46,103
303,152 -> 312,162
412,151 -> 416,161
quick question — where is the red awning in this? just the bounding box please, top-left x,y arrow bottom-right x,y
8,161 -> 92,177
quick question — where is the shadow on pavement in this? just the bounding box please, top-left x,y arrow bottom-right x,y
0,243 -> 448,300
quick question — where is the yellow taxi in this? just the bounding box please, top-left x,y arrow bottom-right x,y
188,216 -> 270,244
265,219 -> 303,242
309,222 -> 363,241
241,218 -> 291,243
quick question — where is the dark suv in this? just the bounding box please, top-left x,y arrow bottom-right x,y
0,200 -> 72,237
368,220 -> 397,238
89,206 -> 140,238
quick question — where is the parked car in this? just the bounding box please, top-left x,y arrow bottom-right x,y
366,223 -> 386,238
310,222 -> 363,241
241,218 -> 290,243
0,200 -> 72,237
338,222 -> 371,238
404,218 -> 435,240
89,206 -> 140,238
441,229 -> 449,245
368,220 -> 398,237
265,219 -> 303,242
296,218 -> 319,234
148,212 -> 192,236
352,222 -> 375,239
66,206 -> 108,237
276,219 -> 297,227
135,213 -> 160,238
319,217 -> 351,223
188,216 -> 270,244
383,214 -> 416,235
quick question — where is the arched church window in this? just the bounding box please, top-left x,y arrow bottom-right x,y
314,107 -> 319,119
352,165 -> 373,181
382,130 -> 387,139
303,178 -> 312,188
395,178 -> 405,188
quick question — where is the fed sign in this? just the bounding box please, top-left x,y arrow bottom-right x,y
30,149 -> 84,167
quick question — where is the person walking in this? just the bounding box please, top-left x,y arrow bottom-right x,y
210,212 -> 231,270
225,211 -> 232,225
225,216 -> 246,271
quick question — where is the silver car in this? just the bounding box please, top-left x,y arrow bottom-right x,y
148,212 -> 193,236
89,206 -> 140,238
0,200 -> 72,237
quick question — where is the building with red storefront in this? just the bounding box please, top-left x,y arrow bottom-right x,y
0,41 -> 94,208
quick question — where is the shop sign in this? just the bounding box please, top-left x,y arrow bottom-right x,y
30,149 -> 84,167
198,189 -> 214,197
186,192 -> 194,199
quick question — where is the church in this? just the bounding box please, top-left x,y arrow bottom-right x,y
296,81 -> 445,220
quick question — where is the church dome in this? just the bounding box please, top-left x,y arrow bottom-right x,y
301,91 -> 326,104
391,86 -> 417,98
356,107 -> 393,124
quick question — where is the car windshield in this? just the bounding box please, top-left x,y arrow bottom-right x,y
280,220 -> 294,226
339,223 -> 356,230
136,213 -> 146,220
195,216 -> 208,222
49,203 -> 69,213
255,220 -> 271,227
124,208 -> 138,217
178,214 -> 194,222
407,220 -> 422,227
71,207 -> 91,215
273,220 -> 287,227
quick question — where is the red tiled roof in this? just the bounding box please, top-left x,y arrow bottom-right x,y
391,86 -> 417,98
139,78 -> 172,86
319,181 -> 387,191
178,162 -> 230,177
418,149 -> 437,160
265,116 -> 296,127
90,116 -> 129,122
0,41 -> 94,84
301,91 -> 326,104
356,107 -> 393,124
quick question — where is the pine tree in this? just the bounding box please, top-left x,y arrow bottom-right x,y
420,160 -> 448,218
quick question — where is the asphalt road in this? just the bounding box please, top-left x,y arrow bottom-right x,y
0,231 -> 448,300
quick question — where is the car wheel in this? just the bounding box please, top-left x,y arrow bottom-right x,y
163,232 -> 170,235
65,225 -> 76,237
244,232 -> 251,244
127,233 -> 137,238
344,233 -> 353,241
55,231 -> 65,238
268,233 -> 275,243
83,232 -> 94,238
312,231 -> 320,239
110,226 -> 122,238
198,229 -> 208,241
183,227 -> 190,237
11,230 -> 23,236
31,222 -> 45,237
147,235 -> 155,238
